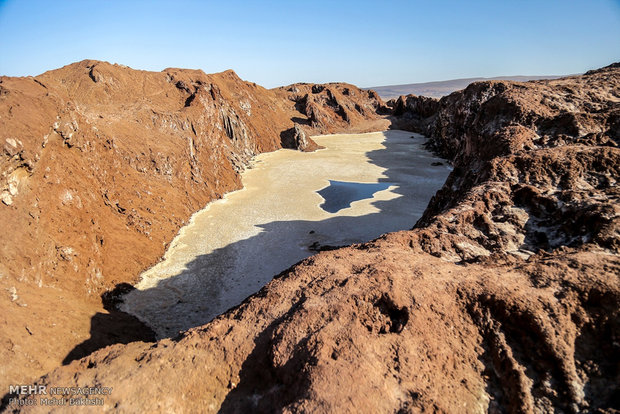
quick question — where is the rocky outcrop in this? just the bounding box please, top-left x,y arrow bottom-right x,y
279,124 -> 318,152
390,63 -> 620,263
388,93 -> 440,132
2,62 -> 619,413
0,60 -> 388,392
276,83 -> 390,133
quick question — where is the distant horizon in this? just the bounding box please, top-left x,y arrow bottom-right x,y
1,57 -> 609,91
363,73 -> 578,89
1,0 -> 619,88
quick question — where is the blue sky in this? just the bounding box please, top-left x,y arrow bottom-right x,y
0,0 -> 619,88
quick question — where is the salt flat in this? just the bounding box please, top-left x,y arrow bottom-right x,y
121,130 -> 451,338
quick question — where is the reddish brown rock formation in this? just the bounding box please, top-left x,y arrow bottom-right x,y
393,64 -> 619,261
14,245 -> 618,413
2,62 -> 619,413
275,83 -> 390,133
0,60 -> 388,392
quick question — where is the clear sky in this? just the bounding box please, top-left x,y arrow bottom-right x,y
0,0 -> 619,88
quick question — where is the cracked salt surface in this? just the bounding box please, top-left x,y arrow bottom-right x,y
120,130 -> 452,338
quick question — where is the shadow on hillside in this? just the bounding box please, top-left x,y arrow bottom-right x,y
279,127 -> 298,148
61,284 -> 157,366
115,213 -> 400,339
0,286 -> 157,412
60,131 -> 450,363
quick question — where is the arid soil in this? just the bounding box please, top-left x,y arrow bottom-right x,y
0,60 -> 389,393
1,62 -> 619,413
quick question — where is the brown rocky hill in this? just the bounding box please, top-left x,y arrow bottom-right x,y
0,60 -> 389,392
3,62 -> 620,413
392,63 -> 620,260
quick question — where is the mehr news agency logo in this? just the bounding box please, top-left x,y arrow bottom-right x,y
7,384 -> 113,407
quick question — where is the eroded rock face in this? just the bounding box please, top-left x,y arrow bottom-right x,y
0,60 -> 388,391
390,64 -> 620,263
279,124 -> 318,152
277,83 -> 391,133
3,63 -> 620,413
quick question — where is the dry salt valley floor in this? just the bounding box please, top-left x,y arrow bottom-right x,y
120,130 -> 451,338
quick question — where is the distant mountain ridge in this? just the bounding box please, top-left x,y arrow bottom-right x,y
368,74 -> 568,99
